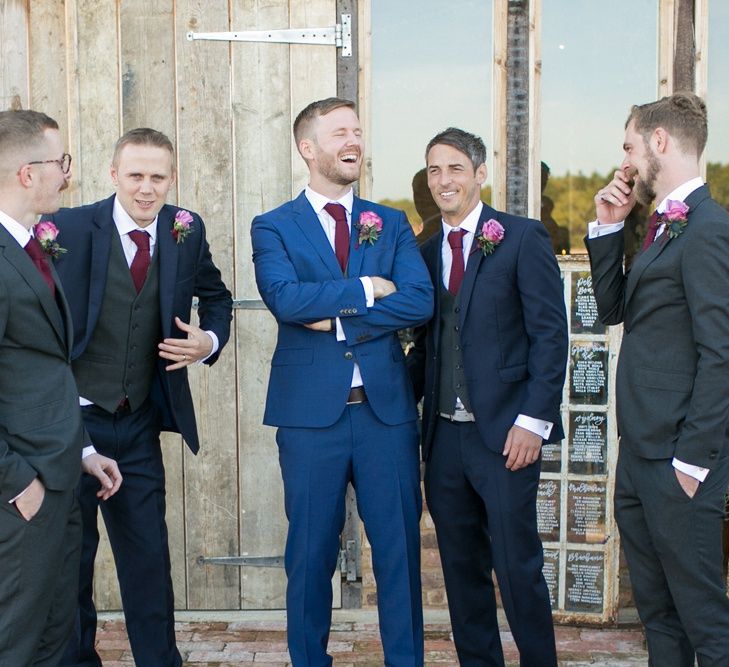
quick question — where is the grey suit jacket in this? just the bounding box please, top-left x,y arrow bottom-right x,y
0,223 -> 84,504
586,185 -> 729,469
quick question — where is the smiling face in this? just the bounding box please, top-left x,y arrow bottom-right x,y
622,120 -> 660,206
426,143 -> 487,227
299,106 -> 363,195
111,143 -> 175,227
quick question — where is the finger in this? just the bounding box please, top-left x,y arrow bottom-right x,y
159,340 -> 198,352
164,360 -> 188,371
174,316 -> 193,333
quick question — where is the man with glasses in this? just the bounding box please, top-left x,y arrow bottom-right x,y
47,127 -> 232,667
0,109 -> 121,666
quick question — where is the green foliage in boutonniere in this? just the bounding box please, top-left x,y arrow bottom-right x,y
172,210 -> 194,244
34,221 -> 67,258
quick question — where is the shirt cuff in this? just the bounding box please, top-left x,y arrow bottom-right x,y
199,331 -> 219,364
336,318 -> 345,341
672,457 -> 709,482
587,220 -> 624,239
359,277 -> 375,308
82,446 -> 97,459
514,414 -> 553,440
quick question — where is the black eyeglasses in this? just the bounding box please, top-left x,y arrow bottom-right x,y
26,153 -> 72,175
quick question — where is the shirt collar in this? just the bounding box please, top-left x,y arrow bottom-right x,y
113,195 -> 158,241
305,185 -> 354,216
656,177 -> 704,213
0,208 -> 33,247
441,201 -> 483,237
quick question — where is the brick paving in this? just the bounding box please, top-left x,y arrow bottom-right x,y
94,610 -> 649,666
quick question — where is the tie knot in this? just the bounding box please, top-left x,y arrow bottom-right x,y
129,229 -> 150,251
324,202 -> 347,224
447,228 -> 465,250
25,236 -> 45,260
648,211 -> 660,229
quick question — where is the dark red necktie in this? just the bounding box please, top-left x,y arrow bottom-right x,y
24,237 -> 56,297
447,228 -> 466,295
641,211 -> 660,251
129,230 -> 151,293
324,202 -> 350,273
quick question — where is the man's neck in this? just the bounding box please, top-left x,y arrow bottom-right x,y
655,160 -> 701,205
307,176 -> 355,201
0,195 -> 36,230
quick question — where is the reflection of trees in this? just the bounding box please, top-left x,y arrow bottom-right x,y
378,163 -> 729,253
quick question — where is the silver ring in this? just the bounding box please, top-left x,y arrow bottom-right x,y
183,353 -> 187,361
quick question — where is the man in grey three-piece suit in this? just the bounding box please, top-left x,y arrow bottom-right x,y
586,92 -> 729,667
0,110 -> 120,667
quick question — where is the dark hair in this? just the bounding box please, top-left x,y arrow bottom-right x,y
0,109 -> 59,157
425,127 -> 487,169
112,127 -> 175,166
293,98 -> 356,145
627,92 -> 708,156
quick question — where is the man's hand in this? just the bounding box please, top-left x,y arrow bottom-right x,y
370,277 -> 397,299
82,453 -> 123,500
595,169 -> 637,224
502,425 -> 542,471
14,477 -> 45,521
159,316 -> 214,371
675,468 -> 700,498
304,319 -> 333,332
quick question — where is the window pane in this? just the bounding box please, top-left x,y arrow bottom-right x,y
540,1 -> 658,255
371,1 -> 493,243
706,2 -> 729,211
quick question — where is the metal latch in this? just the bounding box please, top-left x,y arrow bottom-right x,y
187,13 -> 352,57
197,555 -> 284,568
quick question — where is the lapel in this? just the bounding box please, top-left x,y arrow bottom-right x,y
87,196 -> 116,341
424,232 -> 444,350
49,261 -> 75,353
291,191 -> 343,278
624,185 -> 710,307
347,197 -> 366,278
156,206 -> 179,338
459,203 -> 497,324
0,224 -> 66,348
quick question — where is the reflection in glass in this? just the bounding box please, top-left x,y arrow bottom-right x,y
540,1 -> 658,254
706,3 -> 729,211
371,1 -> 493,243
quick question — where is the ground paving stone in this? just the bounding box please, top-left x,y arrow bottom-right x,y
95,613 -> 649,666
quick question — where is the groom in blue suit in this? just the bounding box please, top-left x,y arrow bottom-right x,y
46,128 -> 232,667
252,98 -> 433,666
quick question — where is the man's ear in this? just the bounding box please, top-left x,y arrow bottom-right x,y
110,163 -> 119,186
298,138 -> 315,162
653,127 -> 668,154
476,163 -> 488,186
17,164 -> 34,188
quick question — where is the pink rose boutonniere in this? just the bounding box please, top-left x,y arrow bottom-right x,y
660,200 -> 689,240
172,209 -> 194,244
354,211 -> 383,248
475,219 -> 505,256
33,221 -> 67,258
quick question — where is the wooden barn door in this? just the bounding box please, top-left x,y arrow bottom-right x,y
0,0 -> 355,611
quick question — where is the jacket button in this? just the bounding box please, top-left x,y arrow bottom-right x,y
455,307 -> 460,313
344,351 -> 353,360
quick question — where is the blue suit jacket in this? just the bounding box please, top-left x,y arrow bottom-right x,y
408,203 -> 568,458
45,195 -> 233,453
251,191 -> 434,428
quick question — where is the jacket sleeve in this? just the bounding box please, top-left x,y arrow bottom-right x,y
585,231 -> 628,325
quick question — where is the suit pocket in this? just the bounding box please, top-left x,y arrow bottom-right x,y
498,363 -> 528,383
1,398 -> 69,435
634,367 -> 694,392
271,347 -> 314,366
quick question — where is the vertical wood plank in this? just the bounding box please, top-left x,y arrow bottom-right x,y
118,0 -> 186,609
528,0 -> 541,220
176,0 -> 240,609
492,0 -> 509,211
0,0 -> 28,111
289,0 -> 337,197
658,0 -> 676,96
231,0 -> 291,610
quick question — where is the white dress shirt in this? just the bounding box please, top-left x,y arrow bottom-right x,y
587,177 -> 708,482
304,186 -> 375,389
441,202 -> 553,441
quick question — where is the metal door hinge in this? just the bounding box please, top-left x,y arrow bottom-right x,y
187,14 -> 352,57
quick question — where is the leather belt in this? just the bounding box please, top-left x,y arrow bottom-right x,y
439,409 -> 475,423
347,386 -> 367,405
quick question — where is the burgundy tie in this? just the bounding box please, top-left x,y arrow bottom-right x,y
24,237 -> 56,297
129,230 -> 151,293
641,211 -> 660,251
447,229 -> 466,295
324,202 -> 350,273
